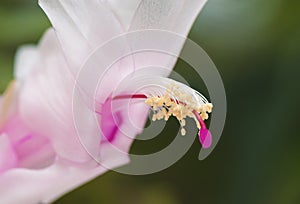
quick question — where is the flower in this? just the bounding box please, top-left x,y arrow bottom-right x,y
0,0 -> 211,203
40,0 -> 212,150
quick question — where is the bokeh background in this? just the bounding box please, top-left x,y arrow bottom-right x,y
0,0 -> 299,203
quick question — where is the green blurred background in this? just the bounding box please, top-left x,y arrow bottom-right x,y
0,0 -> 299,203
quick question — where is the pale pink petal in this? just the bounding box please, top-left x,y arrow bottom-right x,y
0,134 -> 18,173
2,116 -> 56,169
130,0 -> 207,35
0,156 -> 129,204
19,29 -> 100,163
14,45 -> 37,81
105,0 -> 141,29
129,0 -> 208,76
39,0 -> 124,73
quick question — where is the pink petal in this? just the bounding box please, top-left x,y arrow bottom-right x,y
19,29 -> 100,163
99,99 -> 149,158
0,155 -> 129,204
99,98 -> 123,143
2,116 -> 56,169
0,134 -> 18,173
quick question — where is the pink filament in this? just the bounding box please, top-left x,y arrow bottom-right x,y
113,94 -> 147,100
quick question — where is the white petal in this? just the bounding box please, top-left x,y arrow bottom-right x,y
39,0 -> 124,74
128,0 -> 208,75
104,0 -> 142,30
14,46 -> 38,81
130,0 -> 207,35
19,29 -> 100,163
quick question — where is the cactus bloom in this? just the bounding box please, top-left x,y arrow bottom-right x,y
0,0 -> 210,203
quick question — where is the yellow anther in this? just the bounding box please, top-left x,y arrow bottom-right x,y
152,114 -> 157,121
206,103 -> 213,113
145,83 -> 213,136
181,119 -> 186,126
181,128 -> 186,136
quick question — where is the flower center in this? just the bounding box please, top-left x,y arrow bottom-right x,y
112,82 -> 213,148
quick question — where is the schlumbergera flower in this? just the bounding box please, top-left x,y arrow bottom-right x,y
0,0 -> 212,203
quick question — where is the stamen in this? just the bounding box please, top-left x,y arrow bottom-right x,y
112,81 -> 213,148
